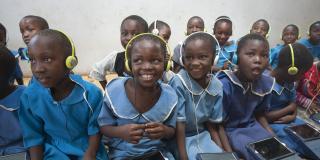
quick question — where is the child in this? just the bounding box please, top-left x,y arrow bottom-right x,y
89,15 -> 148,88
270,24 -> 300,69
169,32 -> 224,160
0,22 -> 24,85
172,16 -> 205,73
18,15 -> 49,61
0,46 -> 26,156
250,19 -> 270,38
217,34 -> 274,159
148,20 -> 171,43
19,29 -> 108,159
98,33 -> 177,160
299,21 -> 320,61
297,61 -> 320,114
212,16 -> 237,72
266,43 -> 313,155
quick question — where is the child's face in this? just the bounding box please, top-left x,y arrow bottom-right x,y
186,19 -> 204,35
130,40 -> 164,88
121,20 -> 145,48
214,21 -> 232,46
237,40 -> 269,82
282,26 -> 298,45
183,39 -> 214,81
28,35 -> 70,88
19,18 -> 43,45
309,23 -> 320,44
158,26 -> 171,43
250,21 -> 269,37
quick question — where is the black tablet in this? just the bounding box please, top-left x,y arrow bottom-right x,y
247,137 -> 294,160
132,151 -> 165,160
287,123 -> 320,141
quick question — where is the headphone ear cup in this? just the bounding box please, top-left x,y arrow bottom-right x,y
152,28 -> 159,35
65,56 -> 78,69
288,66 -> 298,75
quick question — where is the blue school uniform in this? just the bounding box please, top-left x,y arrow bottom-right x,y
0,85 -> 26,156
217,70 -> 275,160
9,50 -> 24,84
215,41 -> 237,68
268,81 -> 306,154
98,77 -> 177,160
269,44 -> 285,69
169,69 -> 223,159
19,74 -> 108,160
299,38 -> 320,60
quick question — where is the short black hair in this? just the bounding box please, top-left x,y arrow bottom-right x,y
277,43 -> 313,72
31,29 -> 73,58
0,46 -> 16,77
0,23 -> 7,46
187,16 -> 205,27
21,15 -> 49,29
283,24 -> 299,35
148,20 -> 170,32
237,33 -> 269,55
183,32 -> 217,56
121,15 -> 148,33
213,16 -> 232,34
309,21 -> 320,33
252,19 -> 270,32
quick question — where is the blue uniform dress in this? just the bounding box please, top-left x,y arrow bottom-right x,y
98,77 -> 177,160
215,40 -> 237,68
268,81 -> 306,154
269,44 -> 285,69
0,85 -> 26,155
169,69 -> 223,159
299,38 -> 320,61
217,70 -> 275,160
19,74 -> 108,160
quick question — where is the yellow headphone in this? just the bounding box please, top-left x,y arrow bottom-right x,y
56,30 -> 77,70
288,43 -> 299,75
124,33 -> 172,72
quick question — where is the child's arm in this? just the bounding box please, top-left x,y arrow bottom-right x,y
100,124 -> 145,144
83,134 -> 101,160
176,122 -> 188,160
218,125 -> 232,152
206,122 -> 222,148
29,145 -> 43,160
256,112 -> 274,135
265,102 -> 297,123
145,122 -> 175,140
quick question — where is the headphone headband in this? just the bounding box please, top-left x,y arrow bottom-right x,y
125,33 -> 172,72
55,30 -> 77,69
288,43 -> 299,75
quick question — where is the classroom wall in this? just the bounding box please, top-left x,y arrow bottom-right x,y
1,0 -> 319,75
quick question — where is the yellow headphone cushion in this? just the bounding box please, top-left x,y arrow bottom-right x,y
66,56 -> 78,69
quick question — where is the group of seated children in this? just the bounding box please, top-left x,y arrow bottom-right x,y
1,14 -> 320,160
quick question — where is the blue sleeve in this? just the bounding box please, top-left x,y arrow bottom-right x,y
255,94 -> 272,113
87,86 -> 104,136
269,48 -> 276,67
209,93 -> 224,123
221,80 -> 232,122
19,94 -> 45,148
164,105 -> 177,128
168,76 -> 186,122
288,89 -> 296,102
97,92 -> 117,126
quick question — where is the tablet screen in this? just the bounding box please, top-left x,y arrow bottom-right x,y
249,138 -> 292,159
289,124 -> 320,140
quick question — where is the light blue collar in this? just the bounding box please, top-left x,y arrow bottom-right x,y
273,81 -> 295,95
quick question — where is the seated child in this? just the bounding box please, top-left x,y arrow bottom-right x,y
19,29 -> 108,159
89,15 -> 148,88
172,16 -> 205,73
0,46 -> 26,156
0,23 -> 23,85
250,19 -> 270,38
98,33 -> 177,160
217,34 -> 274,159
296,61 -> 320,114
299,21 -> 320,61
266,43 -> 313,155
270,24 -> 300,69
169,32 -> 224,160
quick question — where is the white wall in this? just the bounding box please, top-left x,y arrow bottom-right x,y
1,0 -> 319,75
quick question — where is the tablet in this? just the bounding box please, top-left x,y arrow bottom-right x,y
286,123 -> 320,141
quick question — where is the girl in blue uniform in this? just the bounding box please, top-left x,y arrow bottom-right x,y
169,32 -> 224,160
212,16 -> 237,72
270,24 -> 300,69
98,33 -> 177,160
217,34 -> 275,160
299,21 -> 320,61
0,47 -> 26,156
19,29 -> 108,160
250,19 -> 270,38
266,43 -> 313,155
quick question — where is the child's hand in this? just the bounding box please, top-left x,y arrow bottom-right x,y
119,124 -> 145,144
145,122 -> 167,140
222,62 -> 230,70
308,102 -> 320,114
274,115 -> 295,124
